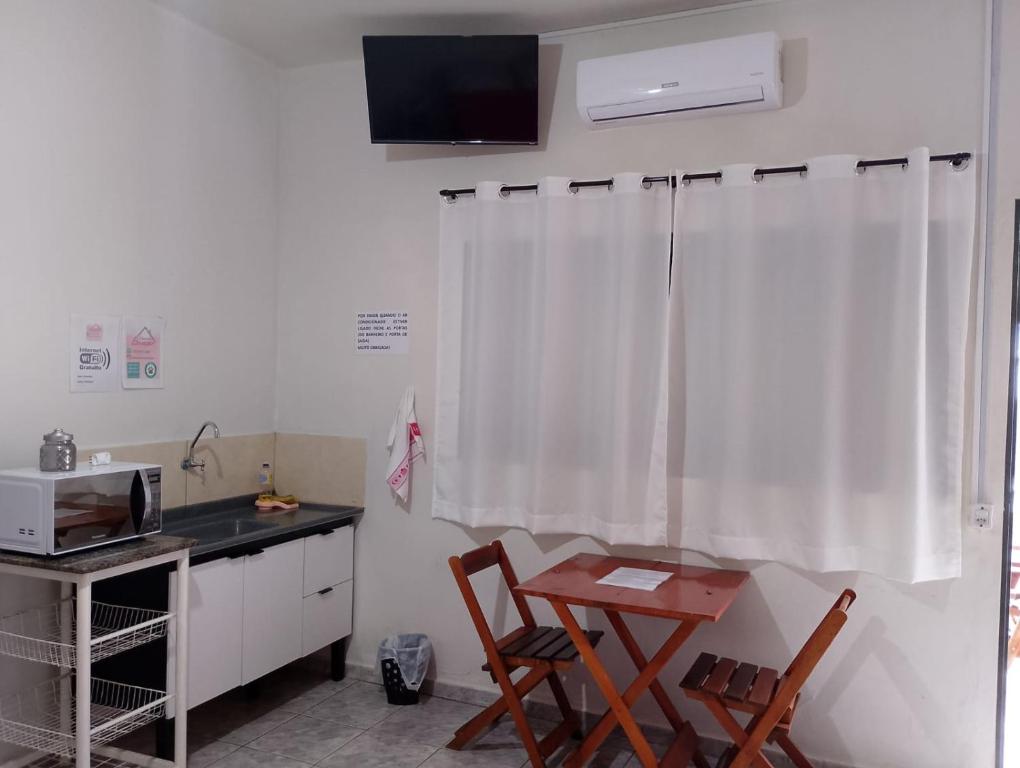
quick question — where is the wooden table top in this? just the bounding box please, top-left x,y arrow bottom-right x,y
514,553 -> 750,622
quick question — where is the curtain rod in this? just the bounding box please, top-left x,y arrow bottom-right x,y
438,151 -> 972,200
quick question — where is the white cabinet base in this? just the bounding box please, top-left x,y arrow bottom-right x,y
178,522 -> 356,708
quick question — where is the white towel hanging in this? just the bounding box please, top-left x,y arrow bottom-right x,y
386,385 -> 424,502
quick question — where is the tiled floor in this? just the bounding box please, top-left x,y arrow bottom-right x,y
147,657 -> 658,768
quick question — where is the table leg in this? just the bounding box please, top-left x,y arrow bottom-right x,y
605,610 -> 684,732
60,583 -> 73,738
606,611 -> 711,768
550,601 -> 659,768
330,637 -> 348,681
174,556 -> 190,768
76,578 -> 91,768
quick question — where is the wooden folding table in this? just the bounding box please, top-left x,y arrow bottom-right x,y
514,554 -> 749,768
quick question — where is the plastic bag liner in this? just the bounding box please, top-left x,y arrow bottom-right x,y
378,634 -> 432,691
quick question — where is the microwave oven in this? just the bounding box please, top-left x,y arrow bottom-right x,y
0,462 -> 162,555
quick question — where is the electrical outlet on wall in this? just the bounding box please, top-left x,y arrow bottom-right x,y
969,503 -> 994,530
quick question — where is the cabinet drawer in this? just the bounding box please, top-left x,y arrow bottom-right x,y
302,580 -> 353,655
303,525 -> 353,596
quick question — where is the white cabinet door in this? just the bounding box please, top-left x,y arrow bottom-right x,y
302,579 -> 353,655
303,526 -> 354,596
188,557 -> 244,708
241,538 -> 304,684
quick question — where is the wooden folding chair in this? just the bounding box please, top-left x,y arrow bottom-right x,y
448,540 -> 604,767
679,588 -> 857,768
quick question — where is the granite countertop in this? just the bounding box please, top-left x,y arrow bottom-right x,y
0,535 -> 196,575
0,497 -> 361,574
163,496 -> 363,559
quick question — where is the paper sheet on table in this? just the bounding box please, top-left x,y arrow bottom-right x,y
596,567 -> 671,591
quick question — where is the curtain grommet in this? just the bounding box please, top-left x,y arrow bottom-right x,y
951,155 -> 970,171
681,176 -> 692,188
855,163 -> 867,176
799,165 -> 808,179
607,177 -> 615,192
641,177 -> 653,190
714,175 -> 722,185
568,181 -> 579,195
752,170 -> 764,184
443,194 -> 457,204
498,185 -> 511,199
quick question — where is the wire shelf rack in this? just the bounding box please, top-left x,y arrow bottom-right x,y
14,753 -> 145,768
0,600 -> 171,668
0,676 -> 169,758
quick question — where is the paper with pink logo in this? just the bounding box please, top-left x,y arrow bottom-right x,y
122,315 -> 165,389
69,314 -> 120,393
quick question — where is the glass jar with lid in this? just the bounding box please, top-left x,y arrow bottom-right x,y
40,428 -> 77,472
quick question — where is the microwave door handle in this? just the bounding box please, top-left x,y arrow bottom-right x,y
129,470 -> 152,533
140,470 -> 153,517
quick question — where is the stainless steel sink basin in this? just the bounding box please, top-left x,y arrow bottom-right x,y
175,517 -> 276,543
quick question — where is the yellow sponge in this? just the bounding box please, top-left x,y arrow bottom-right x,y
255,493 -> 299,511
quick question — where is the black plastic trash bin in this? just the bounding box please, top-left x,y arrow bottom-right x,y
378,634 -> 432,705
381,658 -> 419,705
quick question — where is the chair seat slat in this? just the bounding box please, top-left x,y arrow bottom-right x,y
534,631 -> 575,660
702,657 -> 738,696
552,630 -> 603,660
494,625 -> 534,652
680,652 -> 719,691
724,662 -> 759,702
502,626 -> 553,657
515,628 -> 567,659
747,667 -> 779,707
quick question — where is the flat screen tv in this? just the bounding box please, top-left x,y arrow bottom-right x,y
362,35 -> 539,145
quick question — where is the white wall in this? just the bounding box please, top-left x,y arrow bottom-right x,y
0,0 -> 279,469
0,0 -> 278,752
275,1 -> 997,767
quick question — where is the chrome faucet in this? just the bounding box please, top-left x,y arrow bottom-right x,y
182,421 -> 220,470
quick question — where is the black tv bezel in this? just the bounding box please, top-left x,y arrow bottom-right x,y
362,34 -> 539,146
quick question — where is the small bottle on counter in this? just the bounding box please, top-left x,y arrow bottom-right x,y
258,461 -> 273,488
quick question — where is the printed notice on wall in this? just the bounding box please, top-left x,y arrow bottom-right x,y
69,315 -> 120,393
122,315 -> 165,389
356,311 -> 409,354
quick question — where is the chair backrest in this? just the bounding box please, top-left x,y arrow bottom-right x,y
782,588 -> 856,682
730,588 -> 857,768
449,540 -> 537,660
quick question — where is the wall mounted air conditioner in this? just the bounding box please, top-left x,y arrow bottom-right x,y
576,32 -> 782,126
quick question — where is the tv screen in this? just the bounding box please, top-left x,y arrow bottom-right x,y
362,35 -> 539,145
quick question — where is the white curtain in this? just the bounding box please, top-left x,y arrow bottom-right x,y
670,148 -> 975,582
434,173 -> 672,545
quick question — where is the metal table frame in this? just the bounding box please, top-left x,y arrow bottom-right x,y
0,548 -> 190,768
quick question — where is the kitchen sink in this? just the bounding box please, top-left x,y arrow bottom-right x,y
173,517 -> 276,544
